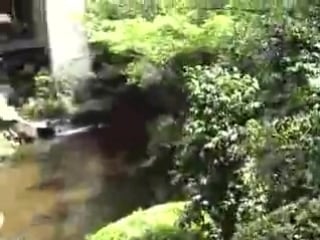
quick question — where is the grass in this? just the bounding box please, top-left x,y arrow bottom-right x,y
86,201 -> 206,240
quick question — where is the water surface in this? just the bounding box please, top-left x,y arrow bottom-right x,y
0,160 -> 57,240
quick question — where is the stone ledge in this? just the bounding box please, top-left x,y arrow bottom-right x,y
0,14 -> 11,24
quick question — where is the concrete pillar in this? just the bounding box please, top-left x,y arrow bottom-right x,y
45,0 -> 91,81
32,0 -> 48,45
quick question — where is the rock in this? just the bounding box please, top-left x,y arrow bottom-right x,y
0,84 -> 13,100
0,94 -> 23,127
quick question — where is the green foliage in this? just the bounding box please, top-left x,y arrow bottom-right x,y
174,65 -> 320,240
174,66 -> 263,239
84,2 -> 320,240
20,72 -> 74,119
233,198 -> 320,239
87,202 -> 208,240
260,112 -> 320,208
86,12 -> 236,64
86,0 -> 212,21
173,8 -> 320,240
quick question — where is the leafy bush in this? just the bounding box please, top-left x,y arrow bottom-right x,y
173,65 -> 263,239
253,110 -> 320,210
233,198 -> 320,239
171,10 -> 320,239
86,12 -> 236,65
20,72 -> 74,119
87,201 -> 209,240
86,0 -> 207,21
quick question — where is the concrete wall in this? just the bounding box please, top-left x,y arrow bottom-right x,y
32,0 -> 48,46
0,0 -> 48,52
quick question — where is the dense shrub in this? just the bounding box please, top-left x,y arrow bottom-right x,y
20,72 -> 74,119
85,12 -> 236,65
173,65 -> 263,239
233,198 -> 320,239
171,9 -> 320,239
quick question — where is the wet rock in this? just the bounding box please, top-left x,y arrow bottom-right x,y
0,47 -> 49,106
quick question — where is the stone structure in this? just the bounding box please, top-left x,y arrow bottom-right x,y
45,0 -> 91,80
0,0 -> 47,53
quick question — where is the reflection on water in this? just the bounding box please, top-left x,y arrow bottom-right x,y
0,160 -> 57,240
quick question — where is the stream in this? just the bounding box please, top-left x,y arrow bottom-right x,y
0,160 -> 57,240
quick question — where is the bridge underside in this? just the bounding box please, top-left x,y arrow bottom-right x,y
0,38 -> 44,53
0,0 -> 47,53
